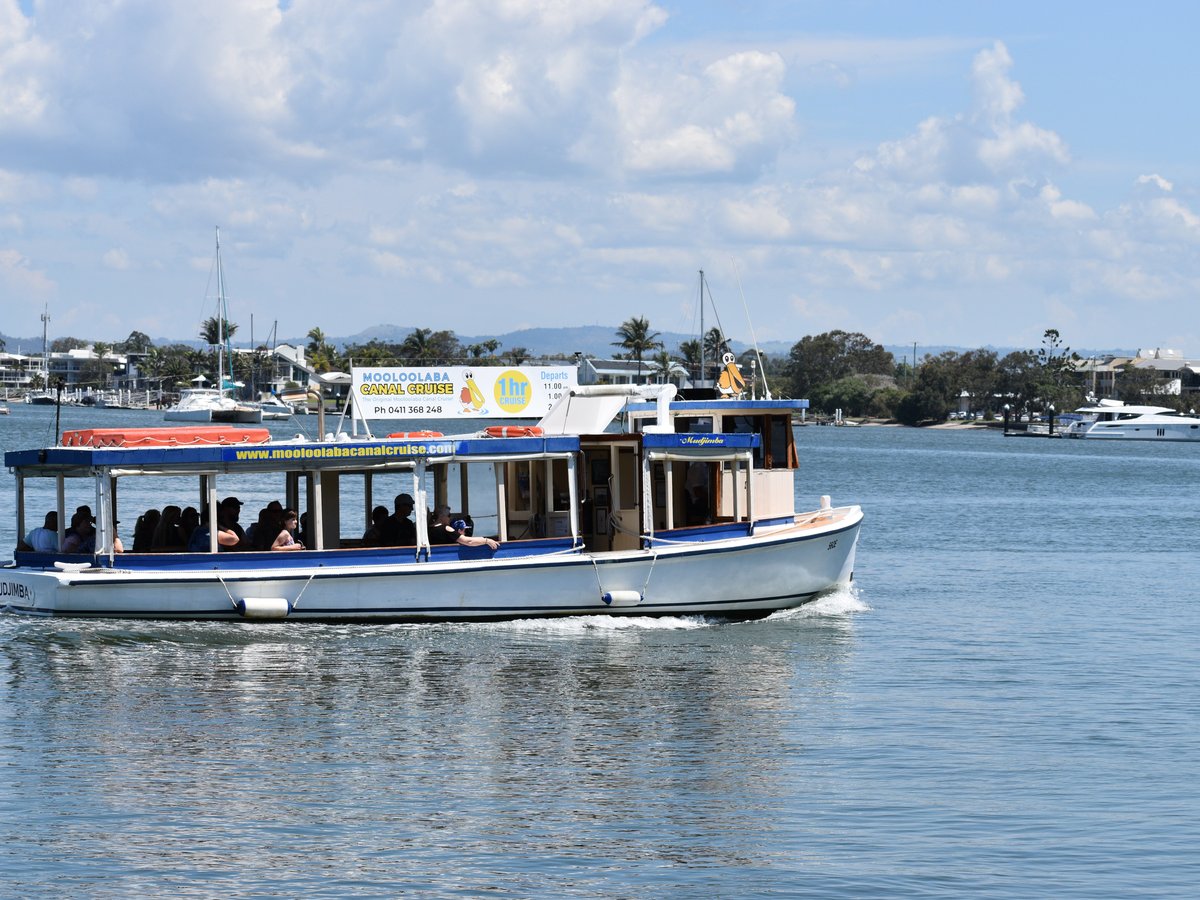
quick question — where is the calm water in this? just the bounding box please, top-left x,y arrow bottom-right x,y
1,405 -> 1197,897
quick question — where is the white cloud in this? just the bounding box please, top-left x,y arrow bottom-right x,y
102,248 -> 130,270
612,192 -> 699,231
614,49 -> 796,178
859,41 -> 1068,187
0,246 -> 53,293
1136,173 -> 1173,192
723,196 -> 792,240
1040,184 -> 1096,221
0,1 -> 51,129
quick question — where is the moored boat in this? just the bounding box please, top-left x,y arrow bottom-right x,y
164,387 -> 264,423
164,228 -> 262,425
2,385 -> 862,622
1065,399 -> 1200,440
257,395 -> 293,420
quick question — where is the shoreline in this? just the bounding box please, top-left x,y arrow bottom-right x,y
798,418 -> 996,430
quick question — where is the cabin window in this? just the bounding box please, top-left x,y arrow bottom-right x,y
768,415 -> 797,469
730,415 -> 765,467
675,416 -> 713,434
508,461 -> 532,512
551,458 -> 571,511
616,448 -> 638,509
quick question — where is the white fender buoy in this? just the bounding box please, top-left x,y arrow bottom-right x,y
602,590 -> 642,607
235,597 -> 291,619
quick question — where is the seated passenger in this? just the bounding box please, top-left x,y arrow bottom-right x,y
133,508 -> 161,552
62,511 -> 96,554
362,505 -> 390,547
428,505 -> 458,544
151,505 -> 186,551
25,511 -> 59,553
110,515 -> 125,554
247,500 -> 283,550
382,493 -> 417,546
179,506 -> 200,545
449,517 -> 499,551
187,512 -> 212,552
270,509 -> 305,551
186,506 -> 242,552
216,497 -> 246,551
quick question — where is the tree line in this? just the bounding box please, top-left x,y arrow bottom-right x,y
23,318 -> 1178,421
781,327 -> 1188,423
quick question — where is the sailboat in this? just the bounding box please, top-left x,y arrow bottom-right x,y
164,228 -> 262,424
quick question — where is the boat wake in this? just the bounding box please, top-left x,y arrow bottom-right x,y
765,583 -> 870,621
485,614 -> 720,634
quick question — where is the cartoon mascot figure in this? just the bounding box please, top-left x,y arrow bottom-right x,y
460,370 -> 485,412
717,351 -> 746,398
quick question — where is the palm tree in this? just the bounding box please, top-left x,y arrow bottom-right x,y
506,346 -> 530,366
678,339 -> 701,381
201,317 -> 237,346
648,349 -> 677,384
305,326 -> 341,373
702,327 -> 726,380
401,328 -> 433,363
613,316 -> 662,383
89,342 -> 113,390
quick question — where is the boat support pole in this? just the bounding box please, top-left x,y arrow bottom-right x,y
14,473 -> 24,552
567,455 -> 581,548
56,475 -> 66,550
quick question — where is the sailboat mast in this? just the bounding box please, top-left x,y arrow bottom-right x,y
698,269 -> 705,388
215,226 -> 226,392
40,303 -> 50,388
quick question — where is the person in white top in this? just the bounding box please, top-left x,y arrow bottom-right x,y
25,511 -> 59,552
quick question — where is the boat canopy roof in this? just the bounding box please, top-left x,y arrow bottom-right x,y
6,427 -> 758,478
7,432 -> 581,478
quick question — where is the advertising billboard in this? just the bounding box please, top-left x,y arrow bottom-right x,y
352,366 -> 578,420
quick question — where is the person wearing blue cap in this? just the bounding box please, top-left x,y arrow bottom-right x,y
450,517 -> 498,551
429,504 -> 498,550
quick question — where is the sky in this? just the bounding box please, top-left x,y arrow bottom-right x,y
2,0 -> 1199,354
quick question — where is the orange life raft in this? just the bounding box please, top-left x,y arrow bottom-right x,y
62,427 -> 272,448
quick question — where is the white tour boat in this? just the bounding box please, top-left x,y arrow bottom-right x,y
1065,399 -> 1200,441
2,385 -> 862,622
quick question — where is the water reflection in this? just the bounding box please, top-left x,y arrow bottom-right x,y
0,601 -> 861,894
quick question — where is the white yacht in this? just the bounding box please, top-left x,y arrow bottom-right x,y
164,387 -> 263,424
1065,399 -> 1200,441
256,395 -> 293,420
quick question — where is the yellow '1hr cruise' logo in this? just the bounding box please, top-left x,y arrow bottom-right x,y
493,369 -> 532,413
